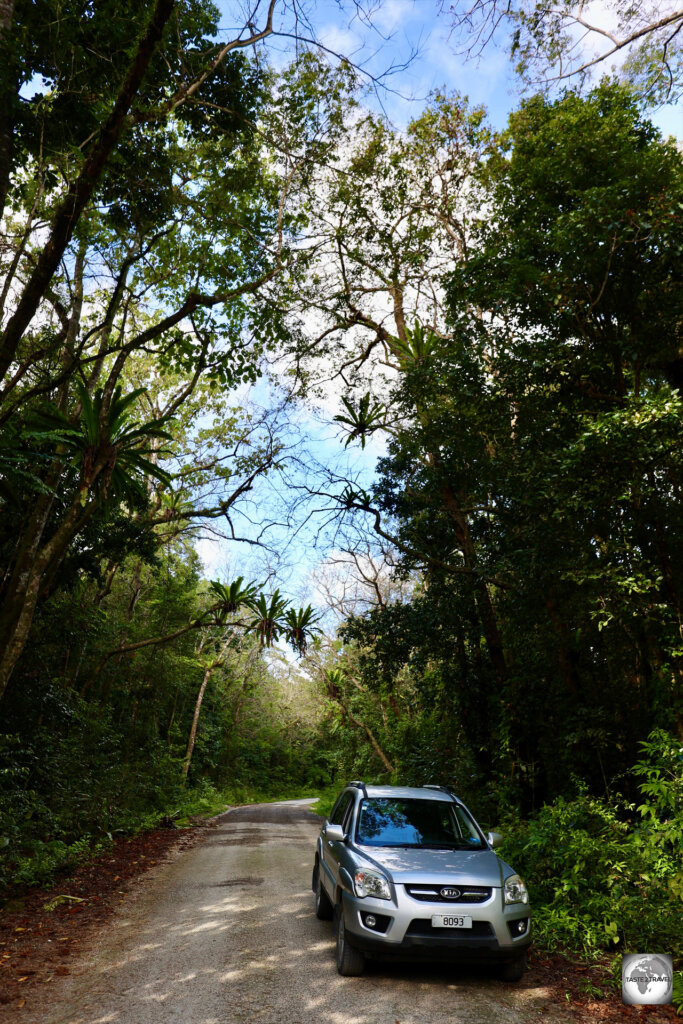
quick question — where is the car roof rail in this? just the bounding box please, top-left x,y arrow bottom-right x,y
424,783 -> 460,802
347,779 -> 368,797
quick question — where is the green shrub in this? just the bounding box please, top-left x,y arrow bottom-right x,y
498,730 -> 683,957
8,834 -> 113,889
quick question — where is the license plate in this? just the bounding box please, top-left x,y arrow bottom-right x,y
432,914 -> 472,928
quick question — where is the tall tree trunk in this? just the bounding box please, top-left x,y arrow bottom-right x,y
0,0 -> 17,220
545,592 -> 578,695
442,483 -> 507,685
183,663 -> 212,781
0,486 -> 100,700
337,696 -> 394,774
183,636 -> 232,781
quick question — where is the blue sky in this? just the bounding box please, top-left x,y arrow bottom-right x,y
216,1 -> 523,129
303,0 -> 682,137
214,1 -> 681,135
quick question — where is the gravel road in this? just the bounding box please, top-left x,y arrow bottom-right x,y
17,799 -> 571,1024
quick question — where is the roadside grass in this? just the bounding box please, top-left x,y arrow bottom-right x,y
308,785 -> 339,819
0,780 -> 326,897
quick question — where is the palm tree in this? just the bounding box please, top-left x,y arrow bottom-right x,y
183,576 -> 262,780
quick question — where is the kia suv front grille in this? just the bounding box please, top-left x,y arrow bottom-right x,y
405,884 -> 492,904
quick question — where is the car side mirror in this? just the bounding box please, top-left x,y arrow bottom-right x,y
324,823 -> 346,843
487,831 -> 503,849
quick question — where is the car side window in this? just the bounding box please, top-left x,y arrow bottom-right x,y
328,794 -> 344,823
341,796 -> 356,833
330,793 -> 352,826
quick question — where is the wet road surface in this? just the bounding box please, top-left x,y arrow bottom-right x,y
17,799 -> 571,1024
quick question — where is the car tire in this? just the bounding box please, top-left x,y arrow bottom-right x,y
498,953 -> 527,982
313,864 -> 333,920
335,902 -> 365,976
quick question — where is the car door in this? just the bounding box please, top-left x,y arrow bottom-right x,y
321,792 -> 353,896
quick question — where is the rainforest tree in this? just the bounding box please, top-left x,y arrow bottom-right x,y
321,84 -> 682,809
0,0 -> 357,699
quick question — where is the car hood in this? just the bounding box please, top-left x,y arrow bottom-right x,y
359,846 -> 505,886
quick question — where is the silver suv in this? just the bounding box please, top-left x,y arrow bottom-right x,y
312,783 -> 531,979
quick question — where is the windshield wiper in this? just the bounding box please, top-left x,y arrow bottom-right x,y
363,842 -> 417,848
418,842 -> 482,850
361,841 -> 483,850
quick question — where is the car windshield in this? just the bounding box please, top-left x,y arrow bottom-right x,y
356,798 -> 485,849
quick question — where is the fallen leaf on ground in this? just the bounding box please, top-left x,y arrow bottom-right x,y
44,895 -> 86,912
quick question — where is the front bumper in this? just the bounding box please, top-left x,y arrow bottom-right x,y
341,888 -> 531,964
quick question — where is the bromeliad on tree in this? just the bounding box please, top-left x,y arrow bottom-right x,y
209,577 -> 259,623
0,383 -> 174,700
333,393 -> 386,449
284,604 -> 321,655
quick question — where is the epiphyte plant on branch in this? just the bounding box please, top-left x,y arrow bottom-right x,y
208,577 -> 259,623
35,383 -> 173,505
333,393 -> 386,448
247,590 -> 290,647
0,381 -> 175,700
389,321 -> 442,369
340,484 -> 372,510
244,590 -> 321,653
284,604 -> 321,655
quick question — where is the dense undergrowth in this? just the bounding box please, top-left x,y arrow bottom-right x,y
0,583 -> 330,895
499,730 -> 683,1011
499,731 -> 682,958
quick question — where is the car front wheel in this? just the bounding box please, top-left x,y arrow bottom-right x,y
498,953 -> 526,982
335,902 -> 365,976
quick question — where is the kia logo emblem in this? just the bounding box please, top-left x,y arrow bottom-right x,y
440,887 -> 461,899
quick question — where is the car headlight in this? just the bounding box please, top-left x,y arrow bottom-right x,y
354,868 -> 391,900
504,874 -> 529,905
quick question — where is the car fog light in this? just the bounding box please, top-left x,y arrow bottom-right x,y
507,917 -> 529,939
361,910 -> 390,932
